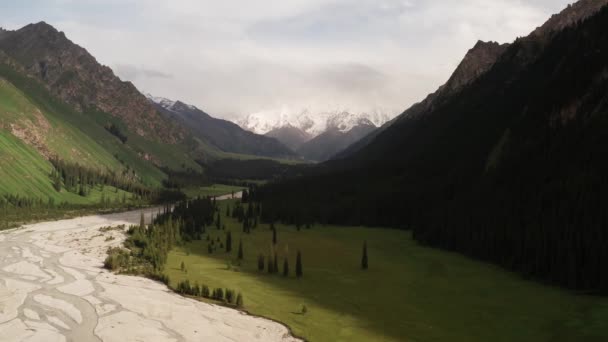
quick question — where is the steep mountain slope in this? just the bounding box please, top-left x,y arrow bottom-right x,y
260,2 -> 608,292
0,22 -> 206,198
148,95 -> 297,159
335,40 -> 509,160
297,122 -> 377,162
265,125 -> 312,151
0,22 -> 182,143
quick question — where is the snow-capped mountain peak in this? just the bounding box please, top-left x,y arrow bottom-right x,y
146,94 -> 197,112
237,108 -> 392,137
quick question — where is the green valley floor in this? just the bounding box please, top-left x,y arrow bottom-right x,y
166,199 -> 608,342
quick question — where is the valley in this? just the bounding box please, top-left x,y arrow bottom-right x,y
2,0 -> 608,341
163,199 -> 608,342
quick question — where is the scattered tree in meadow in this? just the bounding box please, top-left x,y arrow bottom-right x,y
202,285 -> 210,298
296,251 -> 303,278
238,240 -> 243,260
272,228 -> 277,245
267,256 -> 273,274
257,254 -> 265,271
226,231 -> 232,252
180,261 -> 185,272
140,212 -> 145,230
361,241 -> 368,270
236,292 -> 244,308
283,258 -> 289,277
273,253 -> 278,274
226,205 -> 230,217
225,289 -> 235,304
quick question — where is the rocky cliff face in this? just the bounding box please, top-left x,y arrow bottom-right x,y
443,41 -> 510,95
0,22 -> 182,143
532,0 -> 608,37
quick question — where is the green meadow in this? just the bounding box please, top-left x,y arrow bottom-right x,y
183,184 -> 245,198
165,199 -> 608,342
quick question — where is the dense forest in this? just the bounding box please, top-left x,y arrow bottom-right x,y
258,7 -> 608,293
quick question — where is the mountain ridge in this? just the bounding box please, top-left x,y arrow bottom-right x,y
148,95 -> 297,159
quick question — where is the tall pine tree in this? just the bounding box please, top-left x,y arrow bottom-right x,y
361,241 -> 368,270
226,231 -> 232,252
238,240 -> 244,260
296,251 -> 303,278
283,258 -> 289,277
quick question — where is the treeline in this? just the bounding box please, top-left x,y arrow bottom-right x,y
175,280 -> 243,308
198,159 -> 308,183
50,158 -> 185,204
105,212 -> 181,279
161,167 -> 210,189
50,157 -> 149,197
257,8 -> 608,294
104,123 -> 128,144
153,196 -> 216,241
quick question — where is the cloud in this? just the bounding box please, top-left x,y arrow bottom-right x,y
113,64 -> 172,81
1,0 -> 575,120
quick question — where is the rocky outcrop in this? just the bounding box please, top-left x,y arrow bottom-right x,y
532,0 -> 608,37
0,22 -> 182,143
443,41 -> 510,95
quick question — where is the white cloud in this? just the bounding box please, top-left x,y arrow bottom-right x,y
1,0 -> 575,120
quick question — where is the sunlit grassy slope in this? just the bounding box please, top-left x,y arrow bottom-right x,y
166,199 -> 608,342
0,130 -> 130,204
0,64 -> 204,189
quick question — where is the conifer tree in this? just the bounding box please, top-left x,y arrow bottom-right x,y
272,227 -> 277,245
236,292 -> 243,308
238,240 -> 243,260
216,212 -> 221,230
267,256 -> 273,274
361,241 -> 368,270
283,258 -> 289,277
226,231 -> 232,252
181,261 -> 185,272
273,253 -> 278,274
257,254 -> 265,271
226,205 -> 230,217
296,251 -> 303,278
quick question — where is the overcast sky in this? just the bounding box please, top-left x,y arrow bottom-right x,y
1,0 -> 573,120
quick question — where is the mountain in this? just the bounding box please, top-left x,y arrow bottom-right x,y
0,22 -> 182,143
237,108 -> 391,137
259,1 -> 608,293
0,21 -> 212,203
147,95 -> 297,159
335,40 -> 509,160
296,121 -> 377,162
265,125 -> 312,151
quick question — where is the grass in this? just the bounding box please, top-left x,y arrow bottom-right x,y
183,184 -> 245,198
165,199 -> 608,342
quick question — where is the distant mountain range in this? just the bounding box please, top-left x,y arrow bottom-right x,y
237,109 -> 392,160
237,108 -> 391,136
147,95 -> 296,160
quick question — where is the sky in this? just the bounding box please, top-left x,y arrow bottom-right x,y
0,0 -> 574,120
